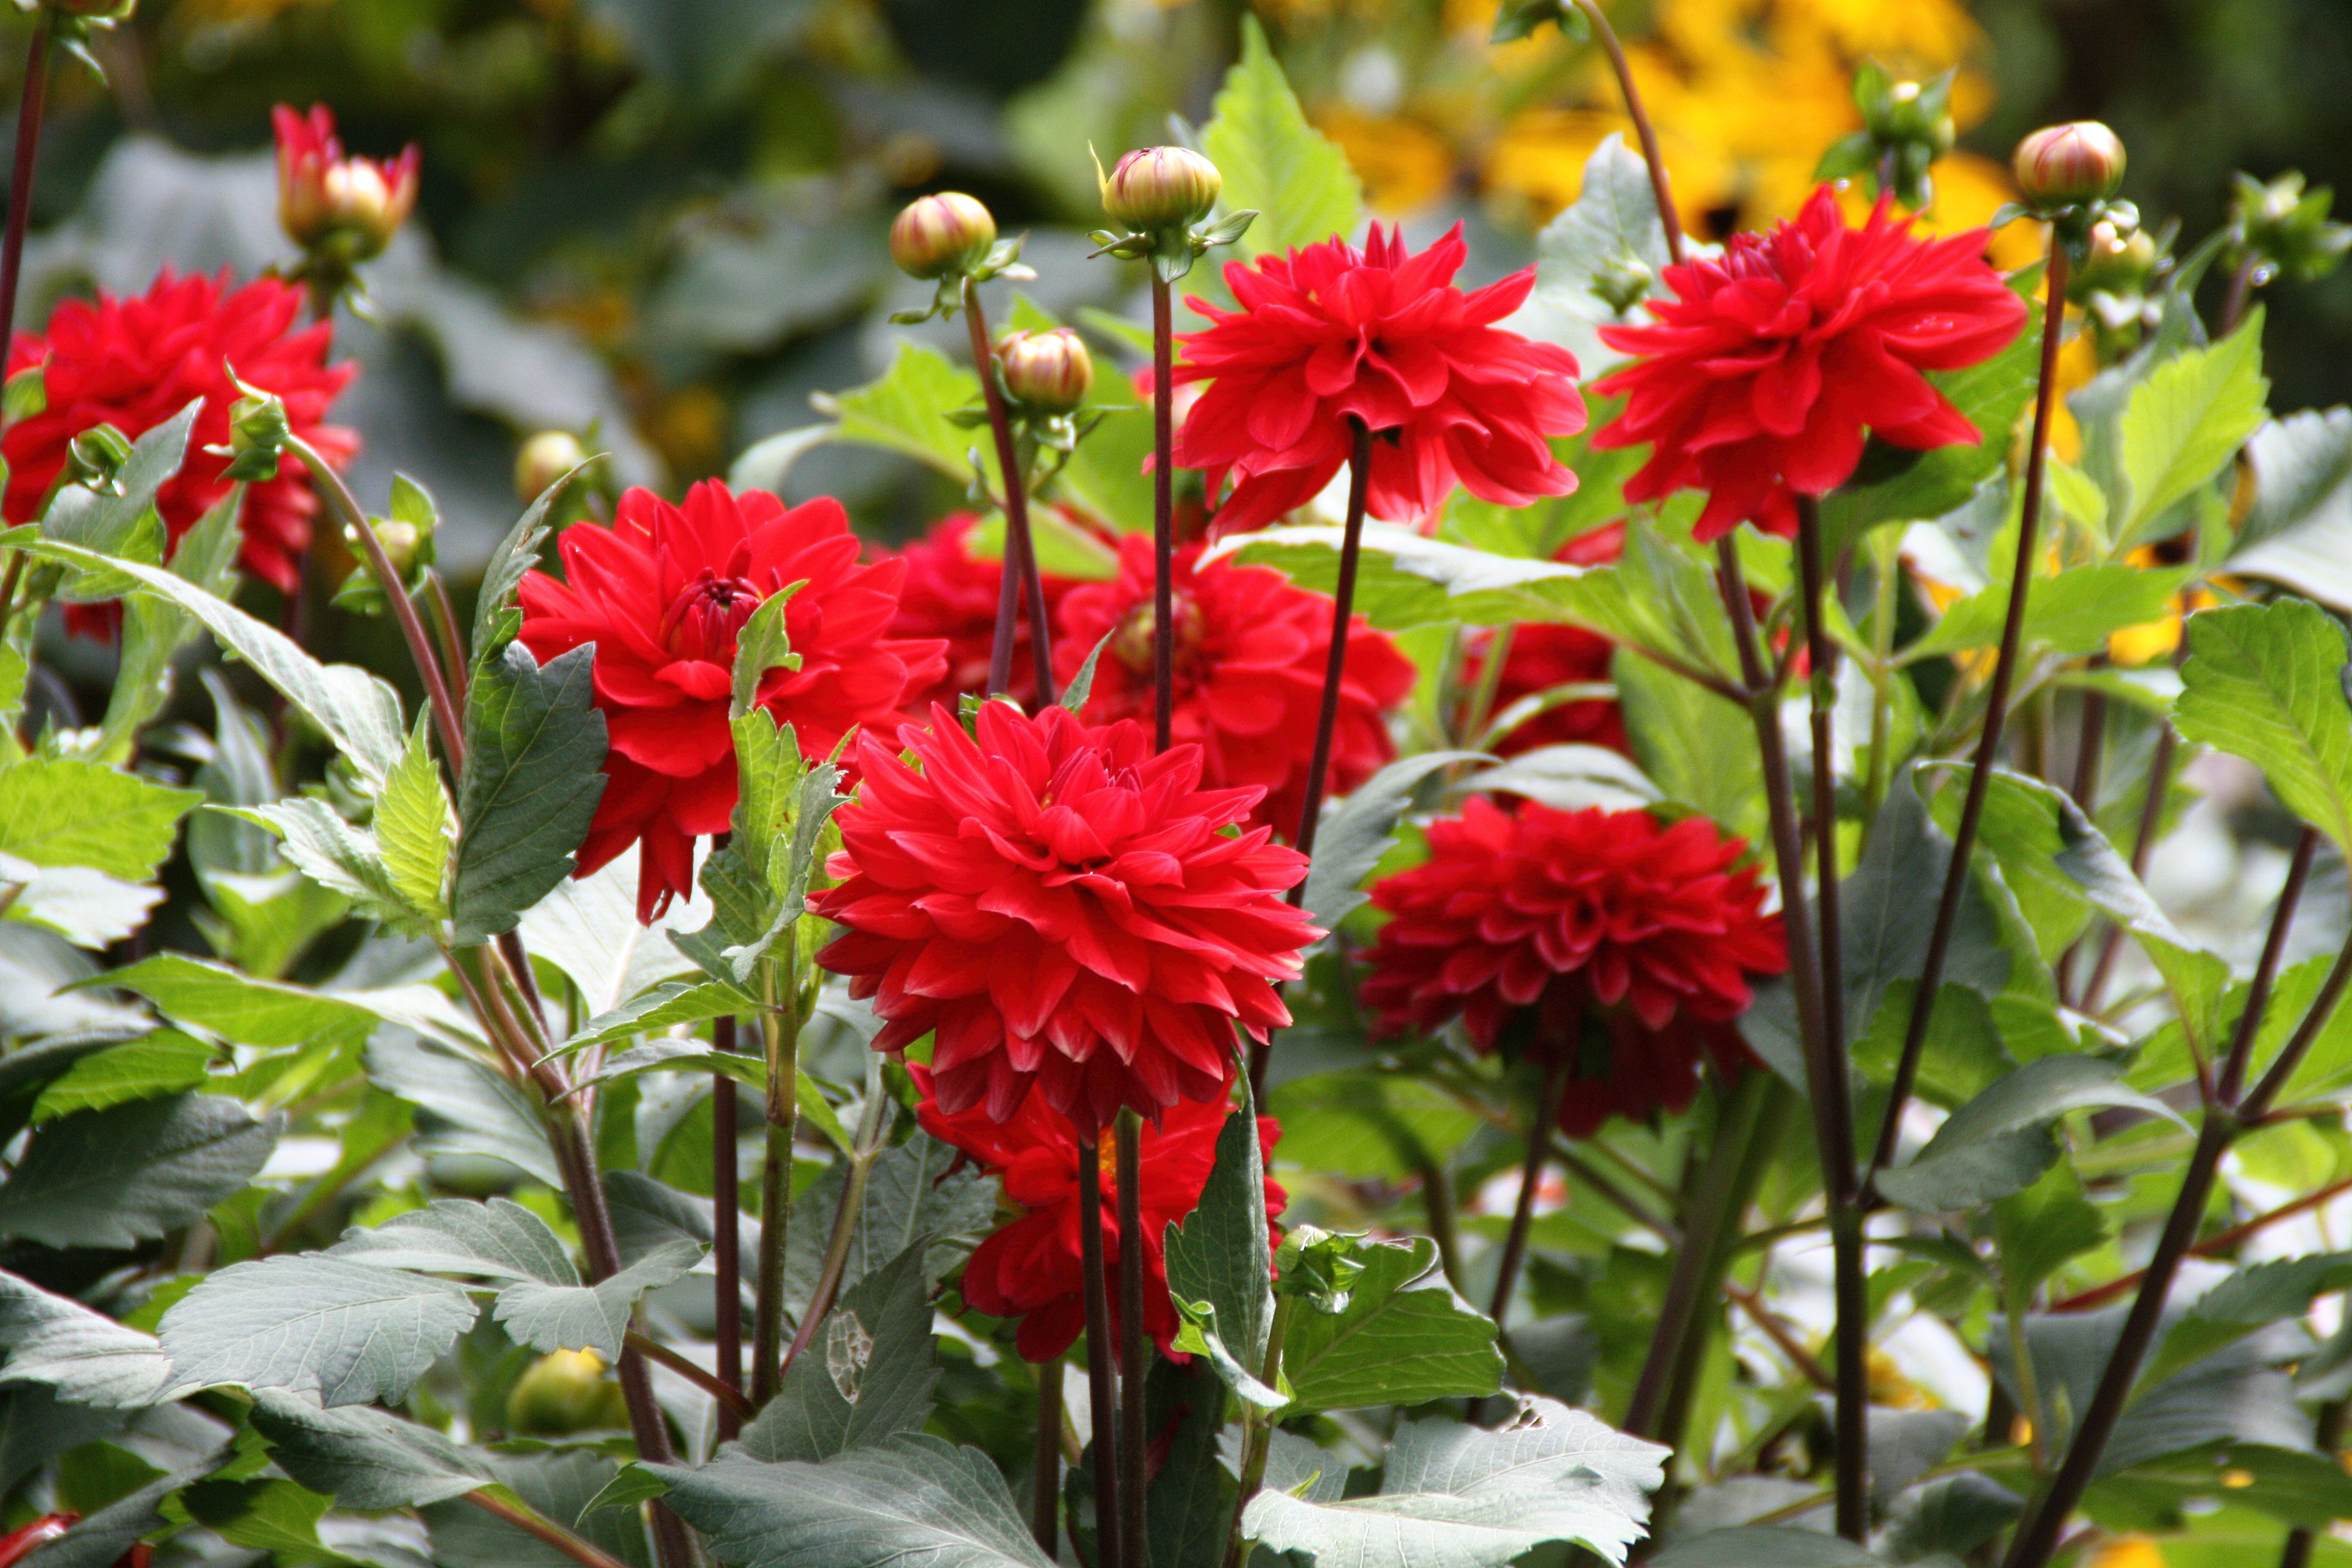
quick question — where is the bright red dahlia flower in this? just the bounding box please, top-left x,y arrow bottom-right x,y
1591,187 -> 2028,542
914,1065 -> 1284,1364
518,480 -> 944,923
1461,524 -> 1627,758
1173,224 -> 1587,534
3,269 -> 356,595
813,701 -> 1320,1127
1359,798 -> 1787,1137
1053,535 -> 1414,836
886,513 -> 1084,711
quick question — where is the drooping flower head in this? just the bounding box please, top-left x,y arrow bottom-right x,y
1054,536 -> 1414,837
273,104 -> 420,264
1360,799 -> 1787,1136
3,270 -> 357,595
518,480 -> 945,923
1461,524 -> 1629,758
1173,224 -> 1587,535
1592,187 -> 2028,542
886,513 -> 1085,712
813,701 -> 1320,1128
914,1065 -> 1283,1364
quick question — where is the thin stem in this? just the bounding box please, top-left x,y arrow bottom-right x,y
962,278 -> 1055,704
782,1057 -> 892,1373
1418,1157 -> 1467,1290
2006,1297 -> 2047,1470
464,1490 -> 635,1568
1075,1124 -> 1123,1568
1570,0 -> 1684,265
290,435 -> 466,772
2279,1400 -> 2348,1568
424,571 -> 470,713
1793,496 -> 1852,1183
750,952 -> 802,1407
1034,1360 -> 1064,1558
1151,277 -> 1175,750
0,19 -> 49,368
1553,1146 -> 1679,1243
2218,826 -> 2318,1103
2244,917 -> 2352,1114
2220,254 -> 2261,337
1727,1282 -> 1831,1390
1115,1109 -> 1146,1568
2084,684 -> 2185,1008
1489,1053 -> 1571,1327
1868,242 -> 2072,1184
710,1014 -> 743,1435
2052,1170 -> 2352,1313
625,1329 -> 754,1422
1863,531 -> 1900,825
1221,1297 -> 1297,1568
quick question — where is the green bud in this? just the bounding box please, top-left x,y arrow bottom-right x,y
2229,170 -> 2352,285
216,368 -> 290,483
889,192 -> 998,282
997,327 -> 1093,415
2013,121 -> 2127,208
64,423 -> 132,492
513,429 -> 588,504
1100,146 -> 1221,232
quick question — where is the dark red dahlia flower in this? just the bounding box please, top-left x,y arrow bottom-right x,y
518,480 -> 945,923
1054,535 -> 1414,837
1359,798 -> 1786,1137
1591,187 -> 2028,542
812,701 -> 1319,1128
1461,524 -> 1627,758
3,269 -> 356,595
885,513 -> 1084,711
914,1065 -> 1284,1364
1173,224 -> 1587,534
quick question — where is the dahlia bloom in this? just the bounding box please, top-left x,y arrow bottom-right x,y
3,270 -> 357,594
273,104 -> 420,263
813,701 -> 1319,1127
1360,799 -> 1787,1136
1592,186 -> 2027,542
914,1065 -> 1284,1364
1462,524 -> 1627,758
885,513 -> 1083,711
518,480 -> 944,923
1054,535 -> 1414,836
1173,224 -> 1586,534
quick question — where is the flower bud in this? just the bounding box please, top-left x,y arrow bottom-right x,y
514,429 -> 587,504
997,328 -> 1093,415
506,1349 -> 630,1436
371,519 -> 422,579
273,105 -> 418,262
1101,146 -> 1221,232
2013,122 -> 2126,208
221,379 -> 291,483
889,192 -> 997,281
2071,220 -> 2157,297
64,423 -> 132,491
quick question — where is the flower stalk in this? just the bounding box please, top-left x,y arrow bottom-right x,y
1034,1359 -> 1064,1556
960,277 -> 1055,704
781,1056 -> 891,1373
1075,1123 -> 1124,1568
0,17 -> 51,364
750,948 -> 803,1407
1115,1107 -> 1147,1568
711,1012 -> 743,1434
1222,1295 -> 1297,1568
1151,274 -> 1176,750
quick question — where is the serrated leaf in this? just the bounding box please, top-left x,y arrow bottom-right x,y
1876,1055 -> 2181,1211
1299,752 -> 1484,933
2237,406 -> 2352,550
493,1238 -> 701,1362
248,1390 -> 492,1509
739,1242 -> 938,1463
2117,311 -> 2269,546
0,1092 -> 279,1249
731,589 -> 802,721
549,979 -> 750,1058
37,401 -> 202,568
325,1196 -> 578,1284
475,465 -> 587,666
221,798 -> 419,927
1903,563 -> 2195,661
824,344 -> 997,490
0,1266 -> 170,1407
516,854 -> 705,1017
28,1031 -> 212,1125
364,1033 -> 564,1186
423,1449 -> 654,1568
0,758 -> 202,881
20,1467 -> 211,1568
2175,598 -> 2352,852
104,951 -> 380,1048
1533,135 -> 1670,320
1201,17 -> 1363,261
1164,1091 -> 1280,1407
0,857 -> 165,949
782,1134 -> 997,1318
160,1254 -> 479,1406
1278,1235 -> 1502,1413
378,710 -> 453,919
2139,1252 -> 2352,1393
453,643 -> 607,944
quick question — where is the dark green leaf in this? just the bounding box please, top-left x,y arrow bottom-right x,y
160,1254 -> 479,1405
738,1241 -> 938,1463
783,1134 -> 995,1316
249,1389 -> 492,1509
325,1196 -> 578,1284
493,1238 -> 702,1361
0,1092 -> 280,1249
1876,1055 -> 2179,1211
1163,1092 -> 1278,1406
454,643 -> 608,944
474,466 -> 587,665
1647,1529 -> 1875,1567
0,1266 -> 170,1407
364,1033 -> 564,1186
1277,1235 -> 1502,1413
21,1466 -> 214,1568
1300,752 -> 1485,933
423,1449 -> 653,1568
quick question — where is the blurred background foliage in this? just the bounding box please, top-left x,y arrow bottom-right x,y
3,0 -> 2345,577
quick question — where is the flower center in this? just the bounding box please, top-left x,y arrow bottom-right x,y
661,569 -> 765,664
1110,594 -> 1205,678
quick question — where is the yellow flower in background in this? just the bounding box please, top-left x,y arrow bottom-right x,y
2108,546 -> 2222,667
1315,108 -> 1458,215
2084,1539 -> 2165,1568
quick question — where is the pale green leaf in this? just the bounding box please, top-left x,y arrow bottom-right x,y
1201,16 -> 1363,259
378,711 -> 453,921
0,758 -> 201,881
2173,598 -> 2352,853
2117,311 -> 2269,545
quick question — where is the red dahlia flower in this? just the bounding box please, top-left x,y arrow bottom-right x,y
3,270 -> 356,595
518,480 -> 944,923
1173,224 -> 1586,534
1462,524 -> 1627,758
886,513 -> 1084,711
914,1065 -> 1283,1364
1054,535 -> 1414,836
1360,799 -> 1786,1136
1592,187 -> 2028,542
813,701 -> 1319,1127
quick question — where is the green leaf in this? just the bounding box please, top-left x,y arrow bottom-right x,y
379,710 -> 453,920
1200,16 -> 1363,260
493,1239 -> 703,1361
1647,1529 -> 1875,1567
220,798 -> 420,928
738,1242 -> 939,1463
0,1266 -> 170,1407
7,533 -> 409,788
730,424 -> 838,498
170,1478 -> 340,1564
249,1390 -> 491,1509
1532,134 -> 1670,320
1614,652 -> 1760,835
0,857 -> 165,949
97,486 -> 244,762
159,1254 -> 479,1405
28,1031 -> 212,1124
782,1134 -> 997,1318
1299,752 -> 1485,933
2173,598 -> 2352,853
1243,1398 -> 1664,1568
731,587 -> 803,721
474,464 -> 589,666
325,1196 -> 578,1283
19,1468 -> 213,1568
2140,1253 -> 2352,1392
1903,563 -> 2196,661
364,1033 -> 565,1186
1880,1474 -> 2022,1562
551,980 -> 750,1057
0,758 -> 201,881
516,856 -> 704,1016
454,643 -> 608,944
2238,407 -> 2352,550
104,951 -> 374,1048
651,1433 -> 1056,1568
1876,1055 -> 2180,1211
821,344 -> 997,491
37,400 -> 202,565
1833,775 -> 2010,1059
1058,629 -> 1115,714
2117,311 -> 2269,546
1278,1235 -> 1502,1413
0,1092 -> 279,1249
1163,1091 -> 1280,1407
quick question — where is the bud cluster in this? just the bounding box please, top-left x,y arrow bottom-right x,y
1087,145 -> 1256,284
996,329 -> 1093,416
1814,65 -> 1955,211
2227,170 -> 2352,292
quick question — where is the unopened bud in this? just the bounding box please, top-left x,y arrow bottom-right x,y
1101,146 -> 1221,232
889,192 -> 997,282
514,429 -> 587,504
997,328 -> 1093,415
371,519 -> 422,578
273,105 -> 418,263
2072,220 -> 2157,297
2013,122 -> 2126,208
218,374 -> 289,483
65,423 -> 132,491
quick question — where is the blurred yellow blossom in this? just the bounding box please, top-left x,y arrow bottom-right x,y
2108,546 -> 2222,667
2084,1539 -> 2165,1568
1315,108 -> 1458,215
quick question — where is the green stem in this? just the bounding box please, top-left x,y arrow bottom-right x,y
750,948 -> 803,1408
2005,1298 -> 2046,1471
1863,531 -> 1899,844
781,1057 -> 891,1372
711,1013 -> 743,1438
463,1489 -> 634,1568
1075,1123 -> 1123,1568
1221,1296 -> 1297,1568
1463,624 -> 1515,748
